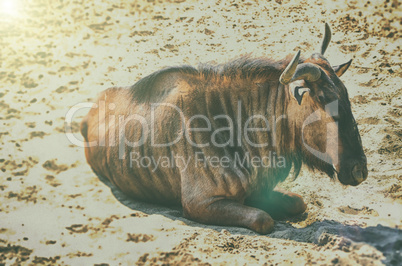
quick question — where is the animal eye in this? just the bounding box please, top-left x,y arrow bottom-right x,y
318,95 -> 325,102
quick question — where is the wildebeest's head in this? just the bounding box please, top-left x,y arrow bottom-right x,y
280,23 -> 368,186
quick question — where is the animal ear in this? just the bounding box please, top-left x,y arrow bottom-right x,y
333,59 -> 352,77
290,86 -> 310,105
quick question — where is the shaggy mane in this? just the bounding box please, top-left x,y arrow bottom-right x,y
129,55 -> 297,103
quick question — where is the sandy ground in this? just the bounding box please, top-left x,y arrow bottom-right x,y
0,0 -> 401,265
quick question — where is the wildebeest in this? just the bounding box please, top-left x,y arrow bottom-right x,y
81,23 -> 368,234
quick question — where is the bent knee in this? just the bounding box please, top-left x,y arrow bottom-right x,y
249,211 -> 275,234
287,194 -> 307,215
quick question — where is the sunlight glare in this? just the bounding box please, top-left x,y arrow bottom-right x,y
1,0 -> 19,16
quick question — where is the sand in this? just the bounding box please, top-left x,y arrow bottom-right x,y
0,0 -> 401,265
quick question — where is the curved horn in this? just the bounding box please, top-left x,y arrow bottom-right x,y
290,63 -> 321,83
279,50 -> 301,85
320,23 -> 331,55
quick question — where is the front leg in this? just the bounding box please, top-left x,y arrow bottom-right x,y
245,187 -> 307,220
183,197 -> 274,234
180,169 -> 274,234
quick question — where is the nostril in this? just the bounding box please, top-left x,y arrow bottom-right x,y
353,163 -> 362,172
352,164 -> 365,184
